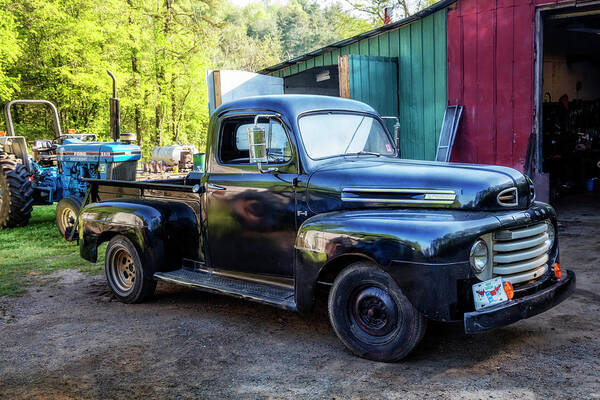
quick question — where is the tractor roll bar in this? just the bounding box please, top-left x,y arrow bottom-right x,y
4,99 -> 63,139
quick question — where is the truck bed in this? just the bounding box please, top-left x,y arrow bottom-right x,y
84,172 -> 204,203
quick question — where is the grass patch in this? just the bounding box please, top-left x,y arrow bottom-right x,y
0,205 -> 105,296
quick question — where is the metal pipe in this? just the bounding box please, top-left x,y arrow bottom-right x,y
107,70 -> 120,141
4,99 -> 63,139
107,70 -> 117,98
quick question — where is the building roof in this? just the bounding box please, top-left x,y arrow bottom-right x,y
258,0 -> 456,74
214,94 -> 377,118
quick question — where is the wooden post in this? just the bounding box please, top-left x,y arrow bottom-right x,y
213,70 -> 222,108
338,55 -> 350,98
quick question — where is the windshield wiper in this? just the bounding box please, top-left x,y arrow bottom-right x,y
343,151 -> 381,157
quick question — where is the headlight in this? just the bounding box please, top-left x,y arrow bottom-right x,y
545,220 -> 555,250
469,239 -> 489,273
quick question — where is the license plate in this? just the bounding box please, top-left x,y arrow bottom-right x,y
472,277 -> 509,310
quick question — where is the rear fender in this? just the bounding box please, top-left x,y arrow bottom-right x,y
79,199 -> 201,276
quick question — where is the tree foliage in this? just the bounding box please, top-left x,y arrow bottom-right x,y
0,1 -> 22,102
1,0 -> 373,155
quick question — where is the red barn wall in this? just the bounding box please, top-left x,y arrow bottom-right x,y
447,0 -> 537,171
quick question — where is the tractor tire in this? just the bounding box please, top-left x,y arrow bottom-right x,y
0,151 -> 34,229
56,196 -> 82,237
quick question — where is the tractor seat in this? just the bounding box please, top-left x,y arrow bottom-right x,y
32,140 -> 57,152
32,140 -> 58,165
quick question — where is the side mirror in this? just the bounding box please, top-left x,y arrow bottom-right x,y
247,125 -> 268,163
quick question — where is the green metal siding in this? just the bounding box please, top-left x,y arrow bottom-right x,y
347,55 -> 398,123
271,9 -> 448,161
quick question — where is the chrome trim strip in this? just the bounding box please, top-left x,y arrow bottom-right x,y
342,187 -> 455,194
341,187 -> 456,205
341,197 -> 455,205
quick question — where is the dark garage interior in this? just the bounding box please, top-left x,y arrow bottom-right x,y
283,65 -> 339,96
542,6 -> 600,203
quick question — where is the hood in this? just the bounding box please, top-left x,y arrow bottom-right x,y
306,157 -> 532,213
57,141 -> 142,163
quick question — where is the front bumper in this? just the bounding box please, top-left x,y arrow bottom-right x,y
464,269 -> 575,334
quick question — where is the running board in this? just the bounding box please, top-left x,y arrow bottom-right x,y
154,268 -> 297,311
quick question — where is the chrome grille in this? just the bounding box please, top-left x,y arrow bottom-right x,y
492,222 -> 550,284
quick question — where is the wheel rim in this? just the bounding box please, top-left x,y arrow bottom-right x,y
60,207 -> 76,230
351,286 -> 398,337
109,247 -> 136,295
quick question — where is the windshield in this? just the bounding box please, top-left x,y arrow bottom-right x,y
298,112 -> 395,160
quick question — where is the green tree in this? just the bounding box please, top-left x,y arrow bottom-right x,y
0,0 -> 375,155
345,0 -> 439,24
0,1 -> 21,102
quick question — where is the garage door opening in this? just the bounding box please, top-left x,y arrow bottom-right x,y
283,66 -> 339,96
538,5 -> 600,202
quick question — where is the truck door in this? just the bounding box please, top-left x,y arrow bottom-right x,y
204,113 -> 298,278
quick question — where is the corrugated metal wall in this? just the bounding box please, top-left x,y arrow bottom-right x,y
447,0 -> 536,171
269,9 -> 448,161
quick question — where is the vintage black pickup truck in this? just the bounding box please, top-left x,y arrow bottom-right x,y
74,95 -> 575,362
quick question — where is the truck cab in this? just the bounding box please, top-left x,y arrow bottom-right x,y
76,95 -> 575,362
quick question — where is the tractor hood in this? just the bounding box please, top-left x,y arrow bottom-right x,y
306,158 -> 533,213
57,139 -> 142,163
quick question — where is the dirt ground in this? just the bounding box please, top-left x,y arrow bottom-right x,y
1,194 -> 599,399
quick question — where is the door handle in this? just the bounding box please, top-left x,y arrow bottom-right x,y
207,183 -> 226,191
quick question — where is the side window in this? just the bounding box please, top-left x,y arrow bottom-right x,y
219,117 -> 292,164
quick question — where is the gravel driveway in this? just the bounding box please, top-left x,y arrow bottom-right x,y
1,195 -> 599,399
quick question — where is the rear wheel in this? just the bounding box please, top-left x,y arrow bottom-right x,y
328,262 -> 426,362
0,151 -> 34,228
105,235 -> 156,303
56,197 -> 81,237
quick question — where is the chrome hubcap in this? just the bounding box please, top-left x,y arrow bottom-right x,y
109,248 -> 136,294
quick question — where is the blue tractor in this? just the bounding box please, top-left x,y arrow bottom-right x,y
0,72 -> 141,235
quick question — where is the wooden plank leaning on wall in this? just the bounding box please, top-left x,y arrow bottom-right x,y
213,70 -> 222,109
338,55 -> 350,98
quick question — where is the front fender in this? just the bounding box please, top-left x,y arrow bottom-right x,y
78,199 -> 200,275
294,209 -> 506,318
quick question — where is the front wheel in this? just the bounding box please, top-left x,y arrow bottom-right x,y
56,197 -> 81,237
328,262 -> 426,362
105,235 -> 156,303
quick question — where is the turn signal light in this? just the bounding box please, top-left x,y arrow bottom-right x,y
504,281 -> 514,300
554,263 -> 561,280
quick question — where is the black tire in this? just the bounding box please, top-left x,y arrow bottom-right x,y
328,262 -> 426,362
105,235 -> 156,303
0,151 -> 34,228
56,196 -> 82,237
